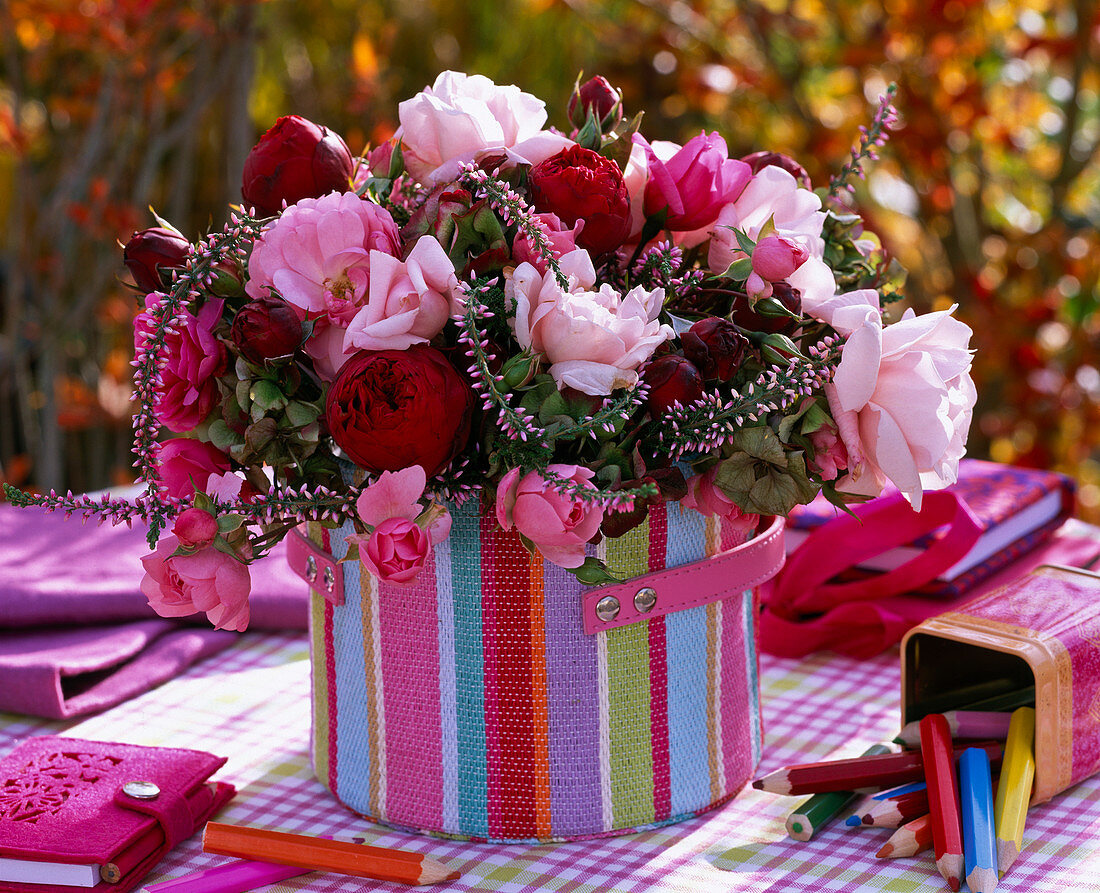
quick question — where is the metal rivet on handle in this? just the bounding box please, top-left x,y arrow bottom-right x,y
122,781 -> 160,800
634,586 -> 658,613
323,566 -> 336,592
305,555 -> 318,583
595,595 -> 620,622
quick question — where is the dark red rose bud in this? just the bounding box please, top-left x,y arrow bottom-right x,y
641,355 -> 705,417
242,115 -> 355,217
325,345 -> 475,478
528,145 -> 630,256
230,295 -> 306,364
728,282 -> 801,335
568,76 -> 623,131
681,317 -> 750,380
739,150 -> 812,190
123,227 -> 190,293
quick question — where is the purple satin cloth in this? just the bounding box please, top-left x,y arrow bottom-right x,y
0,504 -> 308,719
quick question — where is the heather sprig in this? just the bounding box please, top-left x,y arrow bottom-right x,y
2,483 -> 157,526
541,466 -> 656,514
828,84 -> 899,199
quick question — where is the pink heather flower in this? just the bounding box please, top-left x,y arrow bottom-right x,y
362,518 -> 432,586
172,507 -> 219,549
511,212 -> 581,274
752,233 -> 810,281
495,465 -> 604,569
140,535 -> 251,631
396,71 -> 573,185
246,191 -> 401,379
157,439 -> 231,500
682,467 -> 759,534
826,300 -> 976,511
638,132 -> 752,232
506,248 -> 672,396
135,295 -> 226,433
343,236 -> 462,353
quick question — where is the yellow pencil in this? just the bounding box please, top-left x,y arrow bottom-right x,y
993,706 -> 1035,876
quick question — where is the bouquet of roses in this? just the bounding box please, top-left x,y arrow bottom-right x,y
7,71 -> 976,631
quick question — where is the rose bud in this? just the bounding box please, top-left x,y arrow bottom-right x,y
123,227 -> 190,293
729,281 -> 801,335
230,295 -> 306,365
740,150 -> 813,190
528,145 -> 631,256
172,507 -> 219,550
241,115 -> 355,217
325,345 -> 475,478
568,75 -> 623,131
681,317 -> 749,381
641,354 -> 705,418
751,234 -> 809,282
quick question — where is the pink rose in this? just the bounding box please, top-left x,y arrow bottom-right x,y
826,300 -> 976,510
173,507 -> 219,549
495,464 -> 604,569
246,191 -> 401,379
343,236 -> 461,352
639,132 -> 751,232
140,535 -> 251,631
397,71 -> 572,185
506,249 -> 672,395
362,518 -> 431,586
682,467 -> 759,533
807,423 -> 849,482
135,295 -> 226,433
158,438 -> 231,499
752,233 -> 809,281
511,212 -> 581,274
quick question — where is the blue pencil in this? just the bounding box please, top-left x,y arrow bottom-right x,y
844,780 -> 928,826
959,748 -> 998,893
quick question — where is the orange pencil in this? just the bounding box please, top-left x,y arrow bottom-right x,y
877,814 -> 934,859
921,714 -> 965,891
202,822 -> 459,887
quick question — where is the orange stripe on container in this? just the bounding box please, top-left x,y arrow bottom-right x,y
529,551 -> 552,839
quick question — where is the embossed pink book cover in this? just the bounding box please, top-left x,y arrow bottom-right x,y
0,737 -> 234,893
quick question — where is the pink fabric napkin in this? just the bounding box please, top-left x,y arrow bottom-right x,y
0,504 -> 309,719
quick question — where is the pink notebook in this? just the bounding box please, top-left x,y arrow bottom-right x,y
0,737 -> 234,893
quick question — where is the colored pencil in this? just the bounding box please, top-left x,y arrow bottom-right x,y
144,860 -> 311,893
860,787 -> 930,828
920,713 -> 965,892
959,747 -> 998,893
845,780 -> 926,827
877,814 -> 933,859
201,823 -> 460,886
994,707 -> 1036,876
894,711 -> 1014,747
752,741 -> 1001,796
786,743 -> 892,840
962,685 -> 1035,713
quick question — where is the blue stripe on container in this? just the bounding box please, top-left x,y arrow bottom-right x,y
663,504 -> 710,816
331,526 -> 370,809
742,589 -> 762,766
450,501 -> 488,837
435,531 -> 459,833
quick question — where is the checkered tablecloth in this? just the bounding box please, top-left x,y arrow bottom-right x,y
5,629 -> 1100,892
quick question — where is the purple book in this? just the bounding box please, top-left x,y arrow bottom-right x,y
785,459 -> 1076,597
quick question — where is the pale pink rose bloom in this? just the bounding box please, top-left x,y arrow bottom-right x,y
397,71 -> 572,185
807,423 -> 849,482
247,191 -> 401,378
343,236 -> 461,353
506,248 -> 673,396
140,535 -> 251,631
682,467 -> 760,533
362,518 -> 432,586
206,471 -> 247,502
352,465 -> 451,543
495,465 -> 604,569
622,140 -> 650,240
826,303 -> 976,511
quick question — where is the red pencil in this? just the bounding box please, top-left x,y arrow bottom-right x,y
877,814 -> 934,859
752,742 -> 1002,796
861,788 -> 930,828
921,714 -> 965,891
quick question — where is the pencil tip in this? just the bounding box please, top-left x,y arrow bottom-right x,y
751,779 -> 763,789
845,815 -> 861,827
875,843 -> 893,858
997,839 -> 1019,875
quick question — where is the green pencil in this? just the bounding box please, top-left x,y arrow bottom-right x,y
785,744 -> 891,841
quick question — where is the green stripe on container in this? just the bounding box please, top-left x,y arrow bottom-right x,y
604,519 -> 655,829
309,590 -> 331,788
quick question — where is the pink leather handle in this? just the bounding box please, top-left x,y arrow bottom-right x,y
766,489 -> 983,616
581,515 -> 786,634
287,529 -> 345,606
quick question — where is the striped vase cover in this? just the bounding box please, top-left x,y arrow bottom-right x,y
306,497 -> 763,843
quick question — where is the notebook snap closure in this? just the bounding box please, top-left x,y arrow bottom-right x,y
122,780 -> 160,800
595,595 -> 620,622
305,555 -> 318,583
634,587 -> 657,613
323,566 -> 336,592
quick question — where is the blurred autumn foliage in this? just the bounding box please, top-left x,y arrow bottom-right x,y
2,0 -> 1099,516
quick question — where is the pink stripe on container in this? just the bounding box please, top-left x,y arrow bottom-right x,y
648,504 -> 671,821
378,549 -> 444,830
321,527 -> 338,795
479,513 -> 505,838
720,592 -> 750,792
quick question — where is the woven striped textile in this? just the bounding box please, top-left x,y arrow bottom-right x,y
306,498 -> 763,842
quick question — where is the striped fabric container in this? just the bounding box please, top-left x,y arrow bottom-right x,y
302,497 -> 766,843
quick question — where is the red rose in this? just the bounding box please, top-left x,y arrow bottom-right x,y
325,345 -> 475,477
123,227 -> 190,293
681,318 -> 749,381
241,115 -> 355,217
230,295 -> 305,365
641,354 -> 705,417
528,145 -> 630,256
